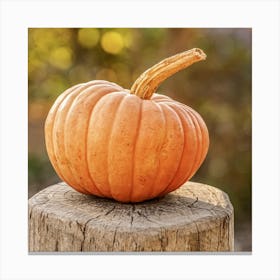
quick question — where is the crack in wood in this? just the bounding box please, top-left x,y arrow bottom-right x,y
28,182 -> 234,252
104,206 -> 116,216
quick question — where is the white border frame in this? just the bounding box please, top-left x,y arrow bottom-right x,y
1,0 -> 279,279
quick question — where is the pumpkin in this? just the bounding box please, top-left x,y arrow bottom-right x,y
45,48 -> 209,202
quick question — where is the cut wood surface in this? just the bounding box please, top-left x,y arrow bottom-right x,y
29,181 -> 234,252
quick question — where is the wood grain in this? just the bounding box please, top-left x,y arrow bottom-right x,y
28,181 -> 234,252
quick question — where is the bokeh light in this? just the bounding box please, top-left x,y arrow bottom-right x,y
49,47 -> 73,70
78,28 -> 100,48
101,31 -> 124,54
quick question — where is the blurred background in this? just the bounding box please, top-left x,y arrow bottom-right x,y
28,28 -> 251,251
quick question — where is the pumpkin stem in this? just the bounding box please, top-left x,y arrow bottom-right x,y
130,48 -> 206,99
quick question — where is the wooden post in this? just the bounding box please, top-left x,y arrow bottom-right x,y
29,181 -> 234,252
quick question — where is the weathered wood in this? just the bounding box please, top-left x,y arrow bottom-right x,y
28,181 -> 234,252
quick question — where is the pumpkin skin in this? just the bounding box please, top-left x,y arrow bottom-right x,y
45,49 -> 209,202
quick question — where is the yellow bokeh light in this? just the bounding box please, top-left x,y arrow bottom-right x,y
101,31 -> 124,55
31,29 -> 56,53
78,28 -> 100,48
49,47 -> 73,70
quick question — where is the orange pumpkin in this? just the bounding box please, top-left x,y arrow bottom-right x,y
45,48 -> 209,202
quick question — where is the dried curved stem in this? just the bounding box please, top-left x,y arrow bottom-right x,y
130,48 -> 206,99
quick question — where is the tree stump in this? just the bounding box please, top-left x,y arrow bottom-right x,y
28,181 -> 234,252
